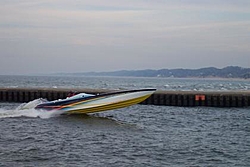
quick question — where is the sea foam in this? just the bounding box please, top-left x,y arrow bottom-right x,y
0,99 -> 64,119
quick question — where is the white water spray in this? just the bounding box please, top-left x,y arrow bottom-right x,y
0,99 -> 65,119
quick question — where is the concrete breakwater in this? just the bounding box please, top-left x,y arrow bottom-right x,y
0,88 -> 249,108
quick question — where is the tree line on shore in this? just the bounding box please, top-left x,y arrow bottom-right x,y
71,66 -> 250,79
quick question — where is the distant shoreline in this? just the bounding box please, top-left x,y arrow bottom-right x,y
76,66 -> 250,79
1,66 -> 250,79
1,75 -> 250,81
55,74 -> 250,81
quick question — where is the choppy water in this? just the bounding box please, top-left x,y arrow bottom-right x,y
0,75 -> 250,91
0,75 -> 250,166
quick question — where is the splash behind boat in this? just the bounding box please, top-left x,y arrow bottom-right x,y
35,89 -> 156,114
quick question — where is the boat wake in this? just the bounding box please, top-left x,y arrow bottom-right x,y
0,99 -> 64,119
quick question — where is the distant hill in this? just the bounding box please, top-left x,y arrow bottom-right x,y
71,66 -> 250,79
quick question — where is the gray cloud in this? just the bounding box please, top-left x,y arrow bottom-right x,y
0,0 -> 249,75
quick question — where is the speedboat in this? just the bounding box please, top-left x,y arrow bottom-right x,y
35,89 -> 156,114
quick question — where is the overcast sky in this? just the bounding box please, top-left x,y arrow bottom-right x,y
0,0 -> 249,75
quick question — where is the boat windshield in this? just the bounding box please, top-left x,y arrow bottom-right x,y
67,93 -> 94,100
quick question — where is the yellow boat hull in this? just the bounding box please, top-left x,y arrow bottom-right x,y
35,89 -> 156,114
67,94 -> 151,114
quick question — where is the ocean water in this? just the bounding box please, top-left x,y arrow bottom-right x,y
0,75 -> 250,167
0,75 -> 249,91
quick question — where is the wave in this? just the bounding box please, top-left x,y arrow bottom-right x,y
0,99 -> 64,119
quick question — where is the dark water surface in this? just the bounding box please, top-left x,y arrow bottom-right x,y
0,75 -> 250,166
0,103 -> 249,167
